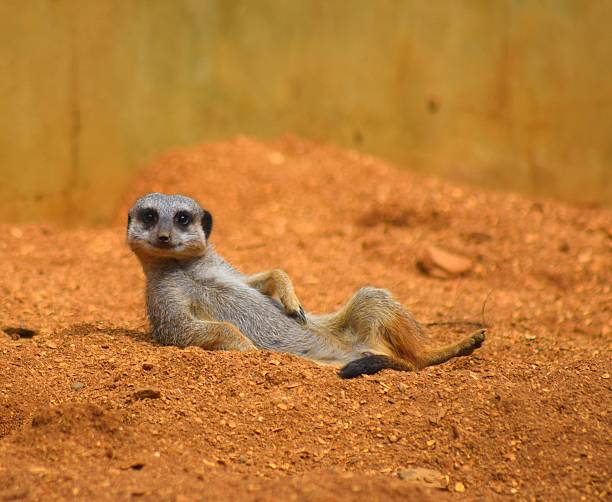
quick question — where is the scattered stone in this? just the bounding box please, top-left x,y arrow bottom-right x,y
397,467 -> 448,490
602,373 -> 610,379
142,362 -> 154,371
416,245 -> 473,279
2,326 -> 37,339
525,334 -> 537,341
71,381 -> 85,391
454,481 -> 466,493
133,388 -> 161,400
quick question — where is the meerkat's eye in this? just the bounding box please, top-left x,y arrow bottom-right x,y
139,209 -> 158,225
175,211 -> 192,227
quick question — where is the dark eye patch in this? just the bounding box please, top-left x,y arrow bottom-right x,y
175,211 -> 192,227
138,208 -> 158,225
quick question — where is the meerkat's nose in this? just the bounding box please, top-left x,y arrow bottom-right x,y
156,222 -> 172,245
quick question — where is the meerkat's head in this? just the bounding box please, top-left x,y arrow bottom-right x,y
126,193 -> 213,260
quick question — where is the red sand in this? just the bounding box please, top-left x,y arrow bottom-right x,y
1,136 -> 610,500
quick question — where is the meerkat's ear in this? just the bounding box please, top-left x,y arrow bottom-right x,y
201,210 -> 213,239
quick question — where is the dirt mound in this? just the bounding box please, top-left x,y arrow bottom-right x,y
239,471 -> 433,501
0,136 -> 610,500
29,403 -> 122,435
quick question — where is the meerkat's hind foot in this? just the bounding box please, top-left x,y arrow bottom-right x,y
339,355 -> 412,379
455,328 -> 486,357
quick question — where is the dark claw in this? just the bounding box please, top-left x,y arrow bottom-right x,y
290,306 -> 307,324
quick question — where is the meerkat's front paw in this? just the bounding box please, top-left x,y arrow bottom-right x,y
288,305 -> 307,324
277,291 -> 307,324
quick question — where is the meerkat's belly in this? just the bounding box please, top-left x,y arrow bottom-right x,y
200,279 -> 319,354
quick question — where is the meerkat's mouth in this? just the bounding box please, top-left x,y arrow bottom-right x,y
129,238 -> 205,259
153,241 -> 177,249
134,240 -> 181,255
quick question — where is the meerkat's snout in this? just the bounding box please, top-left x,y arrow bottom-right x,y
154,220 -> 174,248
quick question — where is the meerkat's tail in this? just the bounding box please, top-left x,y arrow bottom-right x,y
338,355 -> 412,379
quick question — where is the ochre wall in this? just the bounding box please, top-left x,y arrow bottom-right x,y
1,0 -> 611,223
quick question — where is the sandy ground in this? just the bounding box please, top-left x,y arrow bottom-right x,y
0,137 -> 610,501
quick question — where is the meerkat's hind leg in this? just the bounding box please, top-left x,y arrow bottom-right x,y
317,287 -> 428,369
414,328 -> 486,369
339,289 -> 487,370
340,328 -> 486,378
320,287 -> 486,376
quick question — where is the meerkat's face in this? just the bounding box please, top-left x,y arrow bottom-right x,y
126,193 -> 213,259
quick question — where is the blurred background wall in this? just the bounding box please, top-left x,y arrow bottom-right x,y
1,0 -> 611,224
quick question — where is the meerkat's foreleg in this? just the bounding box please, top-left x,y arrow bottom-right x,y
319,287 -> 485,370
245,269 -> 306,323
187,320 -> 257,351
150,293 -> 256,351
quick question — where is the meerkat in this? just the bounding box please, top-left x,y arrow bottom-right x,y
126,193 -> 485,378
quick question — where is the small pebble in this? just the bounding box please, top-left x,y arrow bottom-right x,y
71,381 -> 85,391
133,388 -> 161,400
396,467 -> 447,490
